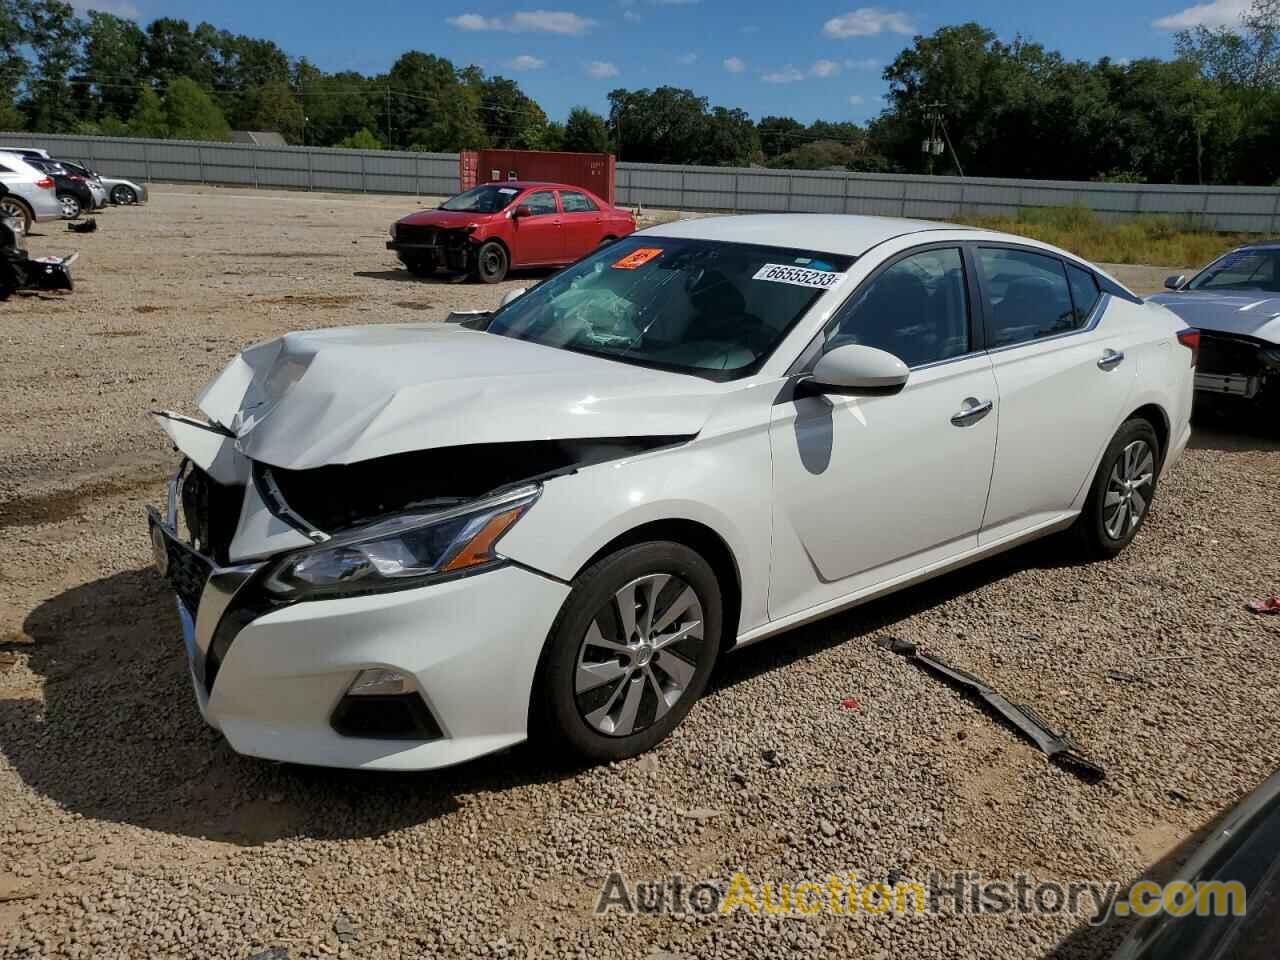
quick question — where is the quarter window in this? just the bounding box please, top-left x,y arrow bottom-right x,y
1065,263 -> 1101,326
978,248 -> 1079,348
560,191 -> 596,212
522,190 -> 558,215
825,247 -> 970,367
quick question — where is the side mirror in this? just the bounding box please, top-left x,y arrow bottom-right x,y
1165,274 -> 1186,290
804,344 -> 909,395
499,287 -> 526,307
513,204 -> 534,219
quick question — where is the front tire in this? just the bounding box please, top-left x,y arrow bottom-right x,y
110,185 -> 137,205
472,241 -> 509,283
1076,418 -> 1160,558
533,541 -> 722,764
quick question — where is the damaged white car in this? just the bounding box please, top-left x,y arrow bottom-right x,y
147,215 -> 1196,771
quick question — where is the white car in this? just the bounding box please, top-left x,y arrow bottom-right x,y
147,215 -> 1196,771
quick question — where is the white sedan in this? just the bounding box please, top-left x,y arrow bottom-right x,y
147,214 -> 1196,770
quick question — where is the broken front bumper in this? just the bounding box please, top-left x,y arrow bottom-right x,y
147,462 -> 570,770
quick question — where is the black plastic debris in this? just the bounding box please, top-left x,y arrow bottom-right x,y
877,636 -> 1105,782
67,218 -> 98,234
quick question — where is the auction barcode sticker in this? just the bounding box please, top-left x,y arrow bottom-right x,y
752,263 -> 846,289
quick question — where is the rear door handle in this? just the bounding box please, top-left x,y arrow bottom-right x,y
1098,349 -> 1125,370
950,398 -> 993,426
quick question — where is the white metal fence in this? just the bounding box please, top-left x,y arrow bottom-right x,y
4,132 -> 1278,233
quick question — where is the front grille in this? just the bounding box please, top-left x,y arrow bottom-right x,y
1199,333 -> 1264,377
181,466 -> 245,565
165,538 -> 213,616
396,224 -> 438,245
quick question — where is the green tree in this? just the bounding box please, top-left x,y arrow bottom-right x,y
385,51 -> 485,150
1174,0 -> 1279,88
563,106 -> 610,152
757,116 -> 805,159
234,77 -> 303,141
81,10 -> 147,122
336,126 -> 382,149
473,74 -> 548,148
161,76 -> 230,140
127,84 -> 166,137
0,0 -> 29,128
19,0 -> 83,132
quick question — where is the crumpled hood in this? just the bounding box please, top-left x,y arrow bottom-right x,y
1148,291 -> 1280,344
195,324 -> 722,470
397,209 -> 496,229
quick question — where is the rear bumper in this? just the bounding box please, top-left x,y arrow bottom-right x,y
19,187 -> 62,222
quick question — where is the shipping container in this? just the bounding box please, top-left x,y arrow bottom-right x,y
458,149 -> 617,205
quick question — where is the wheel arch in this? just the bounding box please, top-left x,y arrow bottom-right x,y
572,518 -> 744,654
1127,402 -> 1170,465
2,194 -> 34,223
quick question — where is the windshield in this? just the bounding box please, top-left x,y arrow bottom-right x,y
484,236 -> 854,380
440,185 -> 522,213
1188,248 -> 1280,292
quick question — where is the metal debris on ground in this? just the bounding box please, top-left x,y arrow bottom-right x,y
1105,670 -> 1148,684
876,636 -> 1106,782
1246,595 -> 1280,615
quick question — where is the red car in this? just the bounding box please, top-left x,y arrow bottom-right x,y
387,181 -> 636,283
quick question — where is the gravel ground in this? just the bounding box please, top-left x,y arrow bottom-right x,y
1,186 -> 1277,959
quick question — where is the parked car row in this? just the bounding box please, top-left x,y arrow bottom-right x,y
0,146 -> 146,234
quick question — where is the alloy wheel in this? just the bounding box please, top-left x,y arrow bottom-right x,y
1103,439 -> 1155,540
59,195 -> 80,218
112,185 -> 136,204
574,573 -> 705,737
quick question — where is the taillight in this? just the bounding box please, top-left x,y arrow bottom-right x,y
1176,328 -> 1200,367
34,177 -> 54,189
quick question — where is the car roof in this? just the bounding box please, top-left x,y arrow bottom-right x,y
0,151 -> 44,179
640,213 -> 997,256
475,180 -> 596,192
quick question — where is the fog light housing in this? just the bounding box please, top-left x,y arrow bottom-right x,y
330,670 -> 444,741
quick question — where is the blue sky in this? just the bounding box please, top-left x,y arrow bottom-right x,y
82,0 -> 1255,124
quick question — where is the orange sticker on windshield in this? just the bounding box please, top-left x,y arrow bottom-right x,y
612,247 -> 663,270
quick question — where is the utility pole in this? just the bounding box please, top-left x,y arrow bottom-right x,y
920,101 -> 964,177
386,86 -> 393,149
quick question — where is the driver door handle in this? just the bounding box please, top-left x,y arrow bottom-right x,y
950,398 -> 993,427
1098,349 -> 1125,370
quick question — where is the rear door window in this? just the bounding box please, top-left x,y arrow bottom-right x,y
978,248 -> 1079,348
560,191 -> 597,212
1065,263 -> 1101,325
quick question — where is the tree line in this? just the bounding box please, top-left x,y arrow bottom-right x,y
2,0 -> 1279,185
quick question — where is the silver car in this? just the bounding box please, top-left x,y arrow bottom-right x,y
60,159 -> 147,205
0,150 -> 62,235
1150,243 -> 1280,413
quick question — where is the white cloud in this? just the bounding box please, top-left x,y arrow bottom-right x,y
623,8 -> 641,19
762,66 -> 806,83
447,10 -> 597,34
823,7 -> 916,38
73,0 -> 140,16
848,95 -> 866,105
1153,0 -> 1249,29
506,54 -> 547,70
676,52 -> 698,64
844,57 -> 878,70
1115,56 -> 1133,66
723,56 -> 746,73
810,59 -> 841,77
586,60 -> 620,77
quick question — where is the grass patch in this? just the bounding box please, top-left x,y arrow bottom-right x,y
955,203 -> 1263,267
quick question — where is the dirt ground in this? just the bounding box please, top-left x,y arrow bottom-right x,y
1,185 -> 1277,959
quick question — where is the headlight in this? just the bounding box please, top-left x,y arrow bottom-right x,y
264,485 -> 540,599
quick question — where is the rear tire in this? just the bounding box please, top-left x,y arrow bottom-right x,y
1,197 -> 32,236
1075,418 -> 1161,559
532,541 -> 722,764
472,241 -> 509,283
58,193 -> 81,219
